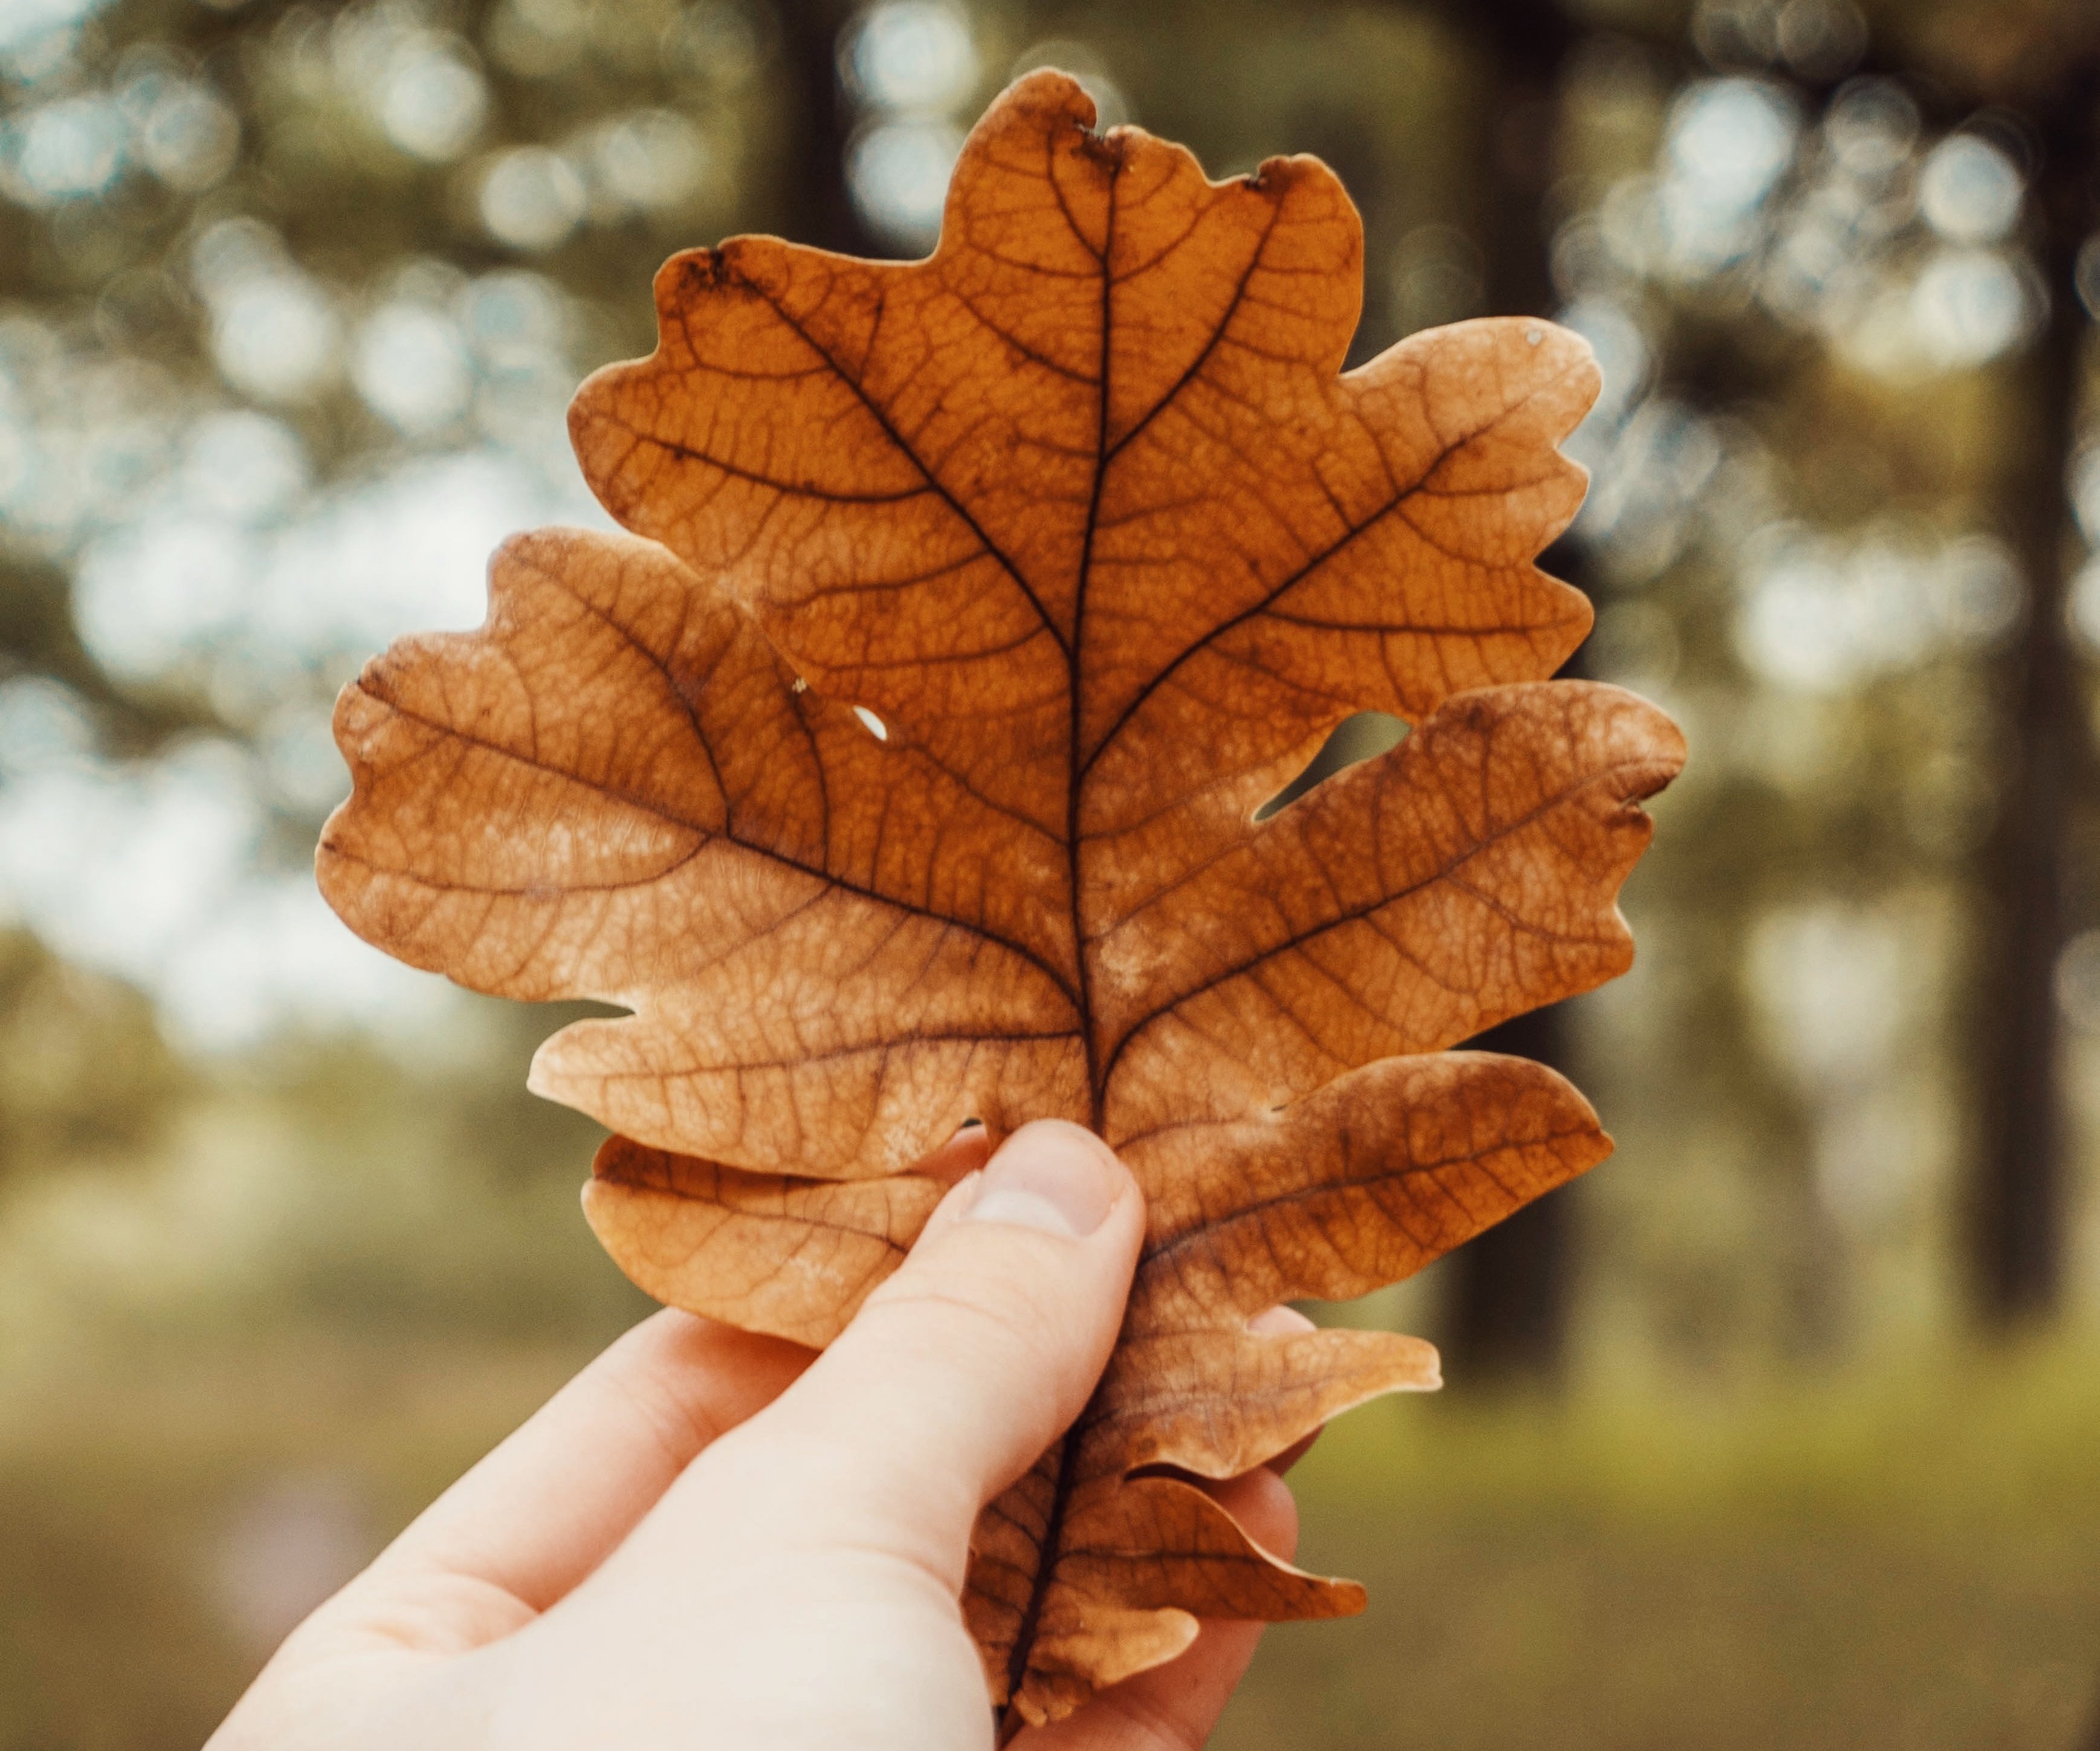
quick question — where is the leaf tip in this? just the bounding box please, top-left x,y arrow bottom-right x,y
1328,1579 -> 1370,1617
1003,64 -> 1100,135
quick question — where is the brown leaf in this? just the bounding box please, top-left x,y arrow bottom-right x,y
584,1142 -> 943,1348
318,71 -> 1684,1726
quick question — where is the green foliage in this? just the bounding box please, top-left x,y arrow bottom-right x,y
0,929 -> 187,1183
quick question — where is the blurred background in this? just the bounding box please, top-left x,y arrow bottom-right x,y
2,0 -> 2099,1744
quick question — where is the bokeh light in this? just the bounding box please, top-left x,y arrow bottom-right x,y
353,301 -> 474,437
1917,134 -> 2023,245
193,222 -> 343,405
0,0 -> 114,61
847,115 -> 960,251
844,0 -> 977,112
582,109 -> 709,214
1823,74 -> 1919,175
0,91 -> 125,202
120,63 -> 242,190
372,40 -> 487,162
479,144 -> 589,251
1733,527 -> 2023,693
1656,77 -> 1799,275
1909,245 -> 2037,369
842,0 -> 979,251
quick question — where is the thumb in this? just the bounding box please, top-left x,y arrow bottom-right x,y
715,1119 -> 1143,1588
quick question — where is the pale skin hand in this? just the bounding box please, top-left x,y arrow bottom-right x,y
208,1121 -> 1317,1751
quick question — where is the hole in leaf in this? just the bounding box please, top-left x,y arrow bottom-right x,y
1254,711 -> 1408,822
853,705 -> 890,741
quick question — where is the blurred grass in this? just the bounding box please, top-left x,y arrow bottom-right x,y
4,1331 -> 2098,1750
0,1338 -> 589,1751
1222,1334 -> 2100,1750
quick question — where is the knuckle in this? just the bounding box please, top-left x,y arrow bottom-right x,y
861,1254 -> 1084,1377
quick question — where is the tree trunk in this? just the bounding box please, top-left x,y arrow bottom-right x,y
1438,0 -> 1586,1388
1970,62 -> 2099,1327
775,0 -> 881,257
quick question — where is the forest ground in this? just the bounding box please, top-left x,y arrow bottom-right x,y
4,1331 -> 2096,1751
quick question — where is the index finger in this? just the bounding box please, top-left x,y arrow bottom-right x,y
360,1309 -> 811,1617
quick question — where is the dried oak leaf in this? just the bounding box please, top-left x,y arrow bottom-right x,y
317,71 -> 1684,1730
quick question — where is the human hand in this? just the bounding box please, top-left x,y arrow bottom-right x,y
208,1120 -> 1313,1751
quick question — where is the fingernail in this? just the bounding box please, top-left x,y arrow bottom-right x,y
963,1120 -> 1123,1238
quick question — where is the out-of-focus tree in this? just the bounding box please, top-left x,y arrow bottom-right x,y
1423,0 -> 1589,1387
0,927 -> 187,1182
1435,0 -> 2100,1368
1869,0 -> 2100,1325
0,0 -> 796,1055
5,0 -> 2099,1398
1518,0 -> 2100,1365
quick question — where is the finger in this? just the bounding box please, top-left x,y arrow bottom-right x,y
682,1119 -> 1144,1590
1267,1425 -> 1322,1478
1017,1467 -> 1301,1750
364,1309 -> 810,1611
